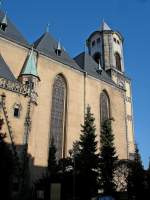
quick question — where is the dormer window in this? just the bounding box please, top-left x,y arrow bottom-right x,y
0,23 -> 7,32
55,41 -> 62,56
55,49 -> 61,56
0,14 -> 8,32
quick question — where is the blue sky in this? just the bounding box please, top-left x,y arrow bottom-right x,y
2,0 -> 150,168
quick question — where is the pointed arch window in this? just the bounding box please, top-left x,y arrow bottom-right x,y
50,74 -> 67,160
115,52 -> 122,71
100,91 -> 110,124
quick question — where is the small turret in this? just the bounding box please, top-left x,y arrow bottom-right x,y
19,48 -> 40,92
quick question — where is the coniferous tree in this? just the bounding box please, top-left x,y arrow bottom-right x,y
76,106 -> 99,200
0,132 -> 14,200
99,119 -> 118,197
128,144 -> 145,200
146,159 -> 150,198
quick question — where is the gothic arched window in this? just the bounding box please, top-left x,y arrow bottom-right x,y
100,91 -> 110,124
115,52 -> 122,71
50,74 -> 67,159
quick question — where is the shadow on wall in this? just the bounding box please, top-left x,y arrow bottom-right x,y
6,143 -> 50,200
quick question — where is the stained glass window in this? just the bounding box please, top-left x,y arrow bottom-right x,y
50,75 -> 67,160
100,91 -> 110,124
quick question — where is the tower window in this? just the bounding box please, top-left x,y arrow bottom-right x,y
115,52 -> 122,71
113,38 -> 116,43
93,52 -> 101,65
117,40 -> 120,45
92,40 -> 95,47
97,38 -> 100,44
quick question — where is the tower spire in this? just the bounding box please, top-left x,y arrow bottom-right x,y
101,21 -> 111,31
46,23 -> 50,33
21,48 -> 38,78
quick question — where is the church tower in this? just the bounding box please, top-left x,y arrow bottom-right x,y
87,21 -> 135,159
87,21 -> 124,74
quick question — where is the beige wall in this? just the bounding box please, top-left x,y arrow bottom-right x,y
0,37 -> 28,78
0,37 -> 130,180
0,88 -> 28,145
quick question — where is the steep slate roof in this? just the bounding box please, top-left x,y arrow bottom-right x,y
33,32 -> 82,71
0,54 -> 16,81
74,52 -> 115,85
0,11 -> 28,46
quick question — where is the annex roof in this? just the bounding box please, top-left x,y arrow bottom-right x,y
0,54 -> 16,81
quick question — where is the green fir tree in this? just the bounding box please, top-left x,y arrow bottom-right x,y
99,119 -> 118,196
76,105 -> 99,200
128,144 -> 145,200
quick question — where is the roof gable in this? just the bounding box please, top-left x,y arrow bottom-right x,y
33,32 -> 81,71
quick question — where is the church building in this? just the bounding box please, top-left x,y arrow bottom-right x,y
0,10 -> 135,183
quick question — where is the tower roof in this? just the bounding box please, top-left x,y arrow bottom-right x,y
0,54 -> 16,81
33,32 -> 81,71
101,21 -> 111,31
0,10 -> 28,46
21,49 -> 38,78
